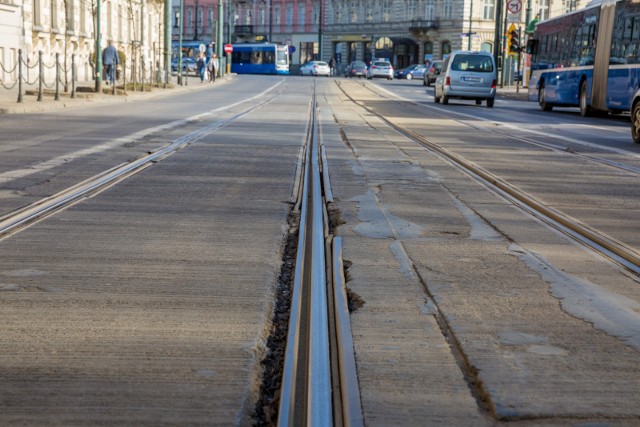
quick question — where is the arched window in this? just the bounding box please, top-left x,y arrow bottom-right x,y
442,41 -> 451,58
424,41 -> 433,55
480,42 -> 492,52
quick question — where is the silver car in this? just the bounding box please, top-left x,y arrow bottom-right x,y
366,61 -> 394,80
434,51 -> 496,107
300,61 -> 330,77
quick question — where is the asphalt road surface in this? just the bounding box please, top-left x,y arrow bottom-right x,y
1,75 -> 639,425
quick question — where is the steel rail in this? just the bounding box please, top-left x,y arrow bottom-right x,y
356,81 -> 640,177
336,81 -> 640,275
278,91 -> 363,426
0,100 -> 270,240
279,94 -> 332,426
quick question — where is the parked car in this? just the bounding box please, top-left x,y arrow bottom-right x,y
632,89 -> 640,144
433,51 -> 496,107
366,61 -> 394,80
345,61 -> 368,78
411,65 -> 428,80
423,60 -> 444,86
395,64 -> 428,80
300,61 -> 331,76
171,57 -> 197,74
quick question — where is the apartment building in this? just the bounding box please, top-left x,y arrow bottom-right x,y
0,0 -> 165,83
171,0 -> 588,70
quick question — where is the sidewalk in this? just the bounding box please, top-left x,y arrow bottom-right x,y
497,84 -> 529,100
0,74 -> 232,114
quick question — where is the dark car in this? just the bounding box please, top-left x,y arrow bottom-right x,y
171,57 -> 197,74
345,61 -> 368,78
395,64 -> 421,80
423,60 -> 444,86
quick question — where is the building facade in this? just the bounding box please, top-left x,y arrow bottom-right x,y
0,0 -> 165,84
171,0 -> 589,71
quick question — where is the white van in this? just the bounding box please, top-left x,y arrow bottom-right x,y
434,50 -> 497,107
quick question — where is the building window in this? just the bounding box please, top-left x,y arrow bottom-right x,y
80,0 -> 87,33
259,7 -> 265,25
442,41 -> 451,57
298,4 -> 305,25
408,0 -> 416,20
275,6 -> 281,25
33,0 -> 42,27
482,0 -> 494,19
51,0 -> 58,30
208,8 -> 214,29
383,0 -> 391,22
65,0 -> 74,31
312,5 -> 318,24
480,41 -> 492,52
286,3 -> 293,25
536,0 -> 549,20
365,0 -> 373,22
443,0 -> 452,19
424,41 -> 433,54
187,8 -> 193,29
350,2 -> 357,22
173,7 -> 179,27
425,0 -> 434,20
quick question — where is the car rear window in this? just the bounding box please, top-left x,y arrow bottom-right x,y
374,61 -> 391,67
354,61 -> 366,67
315,62 -> 328,66
450,55 -> 494,72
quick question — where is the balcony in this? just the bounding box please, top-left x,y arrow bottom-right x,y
409,19 -> 440,31
234,25 -> 254,36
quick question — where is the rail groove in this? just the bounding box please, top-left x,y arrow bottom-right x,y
278,91 -> 363,427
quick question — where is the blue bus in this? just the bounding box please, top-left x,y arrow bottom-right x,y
230,43 -> 289,75
527,0 -> 640,117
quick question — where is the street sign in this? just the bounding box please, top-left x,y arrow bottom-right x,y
507,0 -> 522,14
224,44 -> 233,54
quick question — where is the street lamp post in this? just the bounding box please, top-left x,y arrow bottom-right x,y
178,0 -> 184,85
217,0 -> 224,76
95,0 -> 102,92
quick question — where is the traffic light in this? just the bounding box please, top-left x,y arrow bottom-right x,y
510,30 -> 520,53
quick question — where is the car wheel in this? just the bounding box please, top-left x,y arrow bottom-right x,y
632,101 -> 640,144
434,94 -> 440,103
442,95 -> 449,105
487,98 -> 495,108
539,84 -> 552,112
579,80 -> 591,117
475,100 -> 482,105
406,74 -> 412,80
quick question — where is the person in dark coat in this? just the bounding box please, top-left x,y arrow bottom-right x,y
102,40 -> 119,85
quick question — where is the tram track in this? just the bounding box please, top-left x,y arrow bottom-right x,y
359,81 -> 640,177
0,87 -> 282,241
336,80 -> 640,276
277,90 -> 362,427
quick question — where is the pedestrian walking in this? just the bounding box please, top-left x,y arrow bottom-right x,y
208,53 -> 218,82
197,53 -> 206,82
102,40 -> 119,86
329,57 -> 336,77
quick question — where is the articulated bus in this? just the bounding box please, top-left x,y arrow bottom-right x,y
527,0 -> 640,122
230,43 -> 290,75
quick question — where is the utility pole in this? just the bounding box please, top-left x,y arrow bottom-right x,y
468,0 -> 473,50
493,0 -> 503,78
217,0 -> 223,75
178,0 -> 184,84
164,0 -> 171,85
95,0 -> 102,92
